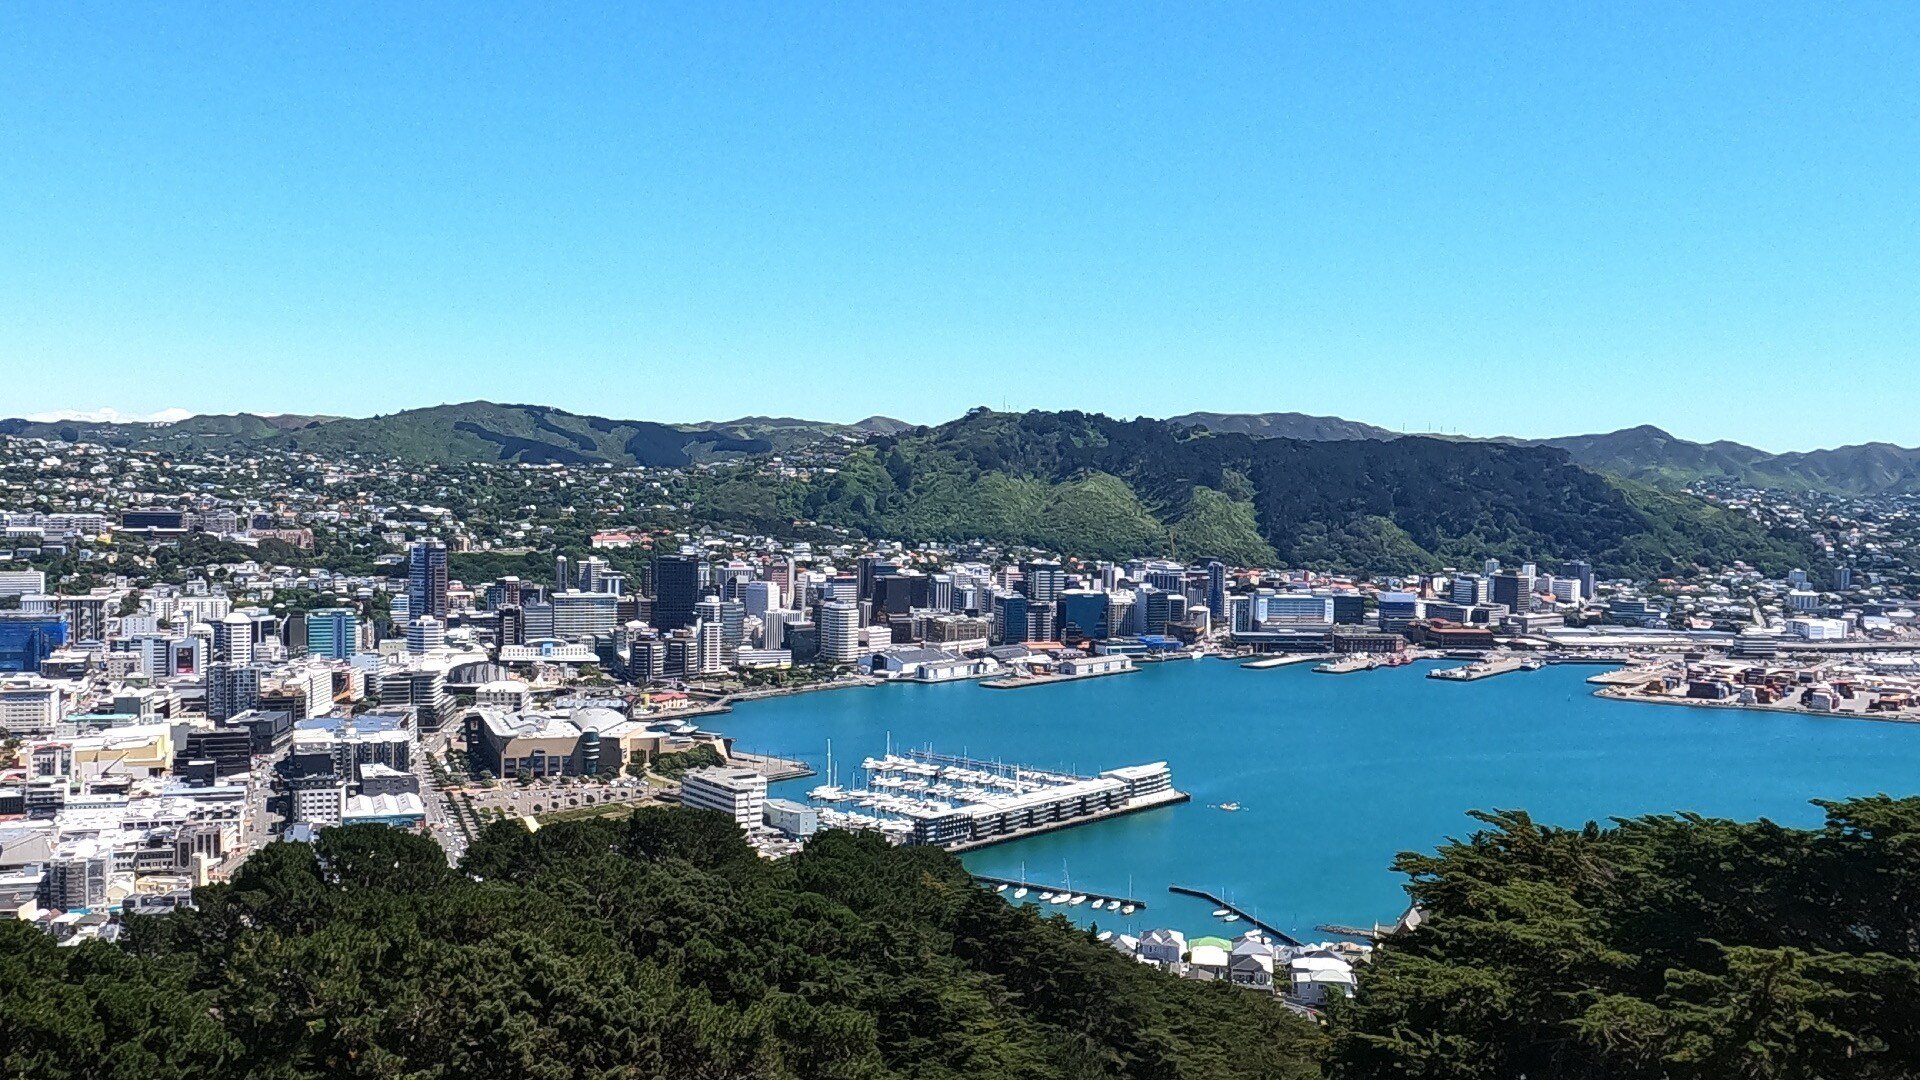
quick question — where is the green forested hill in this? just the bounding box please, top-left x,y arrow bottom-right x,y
0,811 -> 1324,1080
693,409 -> 1815,576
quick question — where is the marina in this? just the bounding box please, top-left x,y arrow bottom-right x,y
973,873 -> 1149,913
1169,885 -> 1304,946
806,748 -> 1187,850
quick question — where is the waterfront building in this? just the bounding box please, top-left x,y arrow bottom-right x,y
1206,561 -> 1227,624
1058,590 -> 1111,644
1138,587 -> 1172,636
1375,592 -> 1423,634
992,593 -> 1030,645
1490,572 -> 1532,617
463,707 -> 604,779
819,600 -> 860,664
764,797 -> 819,838
680,766 -> 768,834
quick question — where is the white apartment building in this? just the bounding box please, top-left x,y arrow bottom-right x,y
1,677 -> 67,736
679,766 -> 767,834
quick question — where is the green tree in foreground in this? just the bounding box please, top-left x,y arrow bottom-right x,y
1325,796 -> 1920,1079
1,811 -> 1324,1079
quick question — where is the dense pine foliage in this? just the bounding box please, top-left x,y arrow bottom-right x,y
1325,796 -> 1920,1079
0,810 -> 1324,1079
9,798 -> 1920,1077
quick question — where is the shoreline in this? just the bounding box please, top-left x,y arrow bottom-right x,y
1593,686 -> 1920,726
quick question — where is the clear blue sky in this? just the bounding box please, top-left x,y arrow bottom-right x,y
2,3 -> 1915,449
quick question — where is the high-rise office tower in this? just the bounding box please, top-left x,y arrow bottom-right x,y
992,593 -> 1030,645
742,580 -> 781,619
1020,561 -> 1065,603
819,600 -> 860,664
1566,560 -> 1595,599
650,553 -> 703,631
407,540 -> 449,623
213,612 -> 254,666
1206,561 -> 1226,623
406,615 -> 444,654
576,556 -> 611,593
305,608 -> 359,660
1491,571 -> 1532,616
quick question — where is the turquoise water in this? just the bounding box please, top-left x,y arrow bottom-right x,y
716,660 -> 1920,940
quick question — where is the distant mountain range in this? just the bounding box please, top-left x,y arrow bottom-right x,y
1167,415 -> 1920,497
4,401 -> 1915,497
0,403 -> 909,468
0,401 -> 1828,572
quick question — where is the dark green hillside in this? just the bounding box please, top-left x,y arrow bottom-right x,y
0,811 -> 1324,1079
700,409 -> 1814,575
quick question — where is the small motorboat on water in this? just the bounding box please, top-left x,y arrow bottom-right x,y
1222,914 -> 1241,923
1013,887 -> 1028,899
1217,802 -> 1241,812
1212,908 -> 1230,917
1121,904 -> 1136,915
1069,894 -> 1088,906
1039,892 -> 1056,902
994,884 -> 1008,893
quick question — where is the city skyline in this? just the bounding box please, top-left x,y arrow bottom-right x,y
4,4 -> 1918,450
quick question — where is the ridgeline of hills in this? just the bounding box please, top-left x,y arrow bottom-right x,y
689,409 -> 1812,577
3,402 -> 1826,576
0,403 -> 910,468
9,401 -> 1913,495
1165,414 -> 1920,497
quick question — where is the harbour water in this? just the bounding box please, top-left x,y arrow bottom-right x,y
715,659 -> 1920,940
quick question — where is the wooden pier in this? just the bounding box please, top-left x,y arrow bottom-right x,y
1168,885 -> 1303,946
974,874 -> 1149,911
